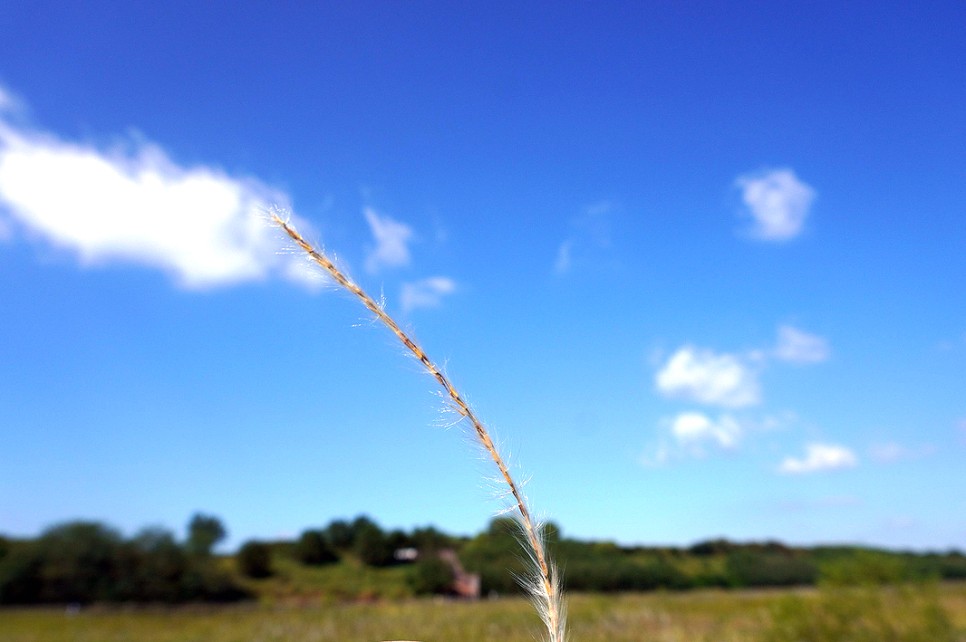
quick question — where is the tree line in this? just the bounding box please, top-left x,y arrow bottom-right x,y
0,514 -> 244,604
2,514 -> 965,604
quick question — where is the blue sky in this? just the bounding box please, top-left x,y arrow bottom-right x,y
1,2 -> 964,552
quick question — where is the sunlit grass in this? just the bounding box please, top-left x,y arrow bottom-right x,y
2,585 -> 964,642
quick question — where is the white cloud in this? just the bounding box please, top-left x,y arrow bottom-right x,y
401,276 -> 456,313
774,325 -> 830,364
0,90 -> 313,289
670,412 -> 742,448
655,346 -> 760,408
779,443 -> 857,474
642,412 -> 743,465
363,207 -> 413,273
735,168 -> 815,241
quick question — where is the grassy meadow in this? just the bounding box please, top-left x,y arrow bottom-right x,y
2,584 -> 965,642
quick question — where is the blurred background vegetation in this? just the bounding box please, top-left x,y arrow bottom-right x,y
2,513 -> 965,606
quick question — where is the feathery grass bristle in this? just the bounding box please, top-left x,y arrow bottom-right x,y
271,209 -> 567,642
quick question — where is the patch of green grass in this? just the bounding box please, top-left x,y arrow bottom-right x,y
2,585 -> 963,642
234,556 -> 415,605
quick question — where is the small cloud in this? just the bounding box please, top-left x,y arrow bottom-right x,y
655,346 -> 760,408
0,89 -> 310,289
363,207 -> 414,273
670,412 -> 742,449
401,276 -> 456,313
642,412 -> 743,465
779,443 -> 857,474
774,325 -> 830,364
735,168 -> 815,241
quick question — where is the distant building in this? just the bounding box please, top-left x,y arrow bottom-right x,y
393,547 -> 419,562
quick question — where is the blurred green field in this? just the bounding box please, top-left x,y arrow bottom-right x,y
2,584 -> 965,642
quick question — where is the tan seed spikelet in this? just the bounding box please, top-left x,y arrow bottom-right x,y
271,209 -> 566,642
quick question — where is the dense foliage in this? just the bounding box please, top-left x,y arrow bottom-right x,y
407,557 -> 456,595
295,529 -> 338,566
237,541 -> 273,578
2,514 -> 964,605
0,520 -> 247,605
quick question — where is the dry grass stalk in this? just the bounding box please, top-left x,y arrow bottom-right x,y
272,210 -> 566,642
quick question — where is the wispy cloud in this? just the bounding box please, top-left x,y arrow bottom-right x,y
670,412 -> 742,449
554,200 -> 613,275
553,240 -> 573,275
779,443 -> 857,474
401,276 -> 456,313
642,412 -> 743,465
868,441 -> 935,463
774,325 -> 830,364
0,85 -> 21,113
0,85 -> 311,289
655,346 -> 760,408
735,168 -> 815,241
363,207 -> 414,274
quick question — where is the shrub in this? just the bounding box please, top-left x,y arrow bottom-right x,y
296,529 -> 338,565
35,521 -> 126,603
408,556 -> 455,595
237,541 -> 273,578
324,519 -> 354,550
0,542 -> 43,604
762,553 -> 956,642
726,549 -> 817,587
130,527 -> 189,602
354,522 -> 393,567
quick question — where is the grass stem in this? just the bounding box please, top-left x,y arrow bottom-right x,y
272,211 -> 566,642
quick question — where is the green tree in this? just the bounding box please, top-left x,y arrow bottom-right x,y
408,555 -> 455,595
353,519 -> 393,567
461,518 -> 528,594
186,513 -> 226,557
324,519 -> 353,550
130,527 -> 188,602
237,541 -> 273,578
410,526 -> 451,554
36,521 -> 125,603
296,529 -> 338,566
0,541 -> 43,604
